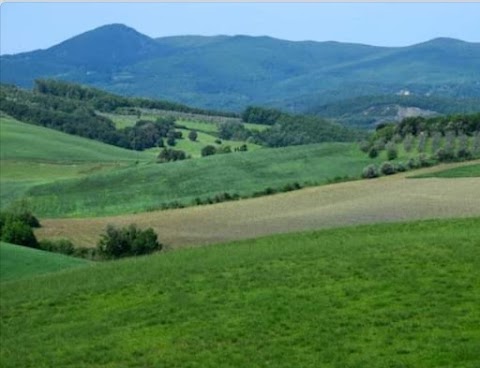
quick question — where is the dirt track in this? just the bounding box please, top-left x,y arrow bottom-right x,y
36,161 -> 480,249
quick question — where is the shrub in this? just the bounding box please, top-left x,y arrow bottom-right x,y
1,220 -> 38,248
201,145 -> 217,157
188,130 -> 198,142
359,140 -> 371,153
157,148 -> 187,163
435,148 -> 454,162
403,134 -> 414,152
380,162 -> 396,175
368,147 -> 378,159
38,239 -> 75,255
407,158 -> 419,169
362,164 -> 379,179
97,224 -> 162,259
418,154 -> 433,167
417,132 -> 427,153
385,141 -> 398,160
396,162 -> 407,172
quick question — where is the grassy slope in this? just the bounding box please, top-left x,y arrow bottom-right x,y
2,218 -> 479,367
0,116 -> 154,209
21,142 -> 380,217
0,242 -> 89,282
411,163 -> 480,178
0,115 -> 152,162
103,112 -> 262,158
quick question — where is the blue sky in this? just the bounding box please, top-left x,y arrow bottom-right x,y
1,2 -> 479,55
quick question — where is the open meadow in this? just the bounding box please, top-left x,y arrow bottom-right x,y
2,218 -> 479,367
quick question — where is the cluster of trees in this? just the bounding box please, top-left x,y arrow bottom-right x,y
241,106 -> 282,125
361,113 -> 480,162
0,84 -> 194,151
239,106 -> 364,147
396,113 -> 480,136
200,144 -> 247,157
157,148 -> 188,163
34,79 -> 238,117
96,224 -> 161,259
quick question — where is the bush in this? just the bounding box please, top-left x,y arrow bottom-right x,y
368,147 -> 378,159
362,164 -> 379,179
38,239 -> 75,255
396,162 -> 407,172
407,158 -> 419,169
1,220 -> 38,248
157,148 -> 187,163
97,224 -> 162,259
380,162 -> 396,175
385,142 -> 398,160
359,140 -> 371,153
188,130 -> 198,142
201,145 -> 217,157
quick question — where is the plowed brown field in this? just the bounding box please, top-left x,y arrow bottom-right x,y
36,161 -> 480,249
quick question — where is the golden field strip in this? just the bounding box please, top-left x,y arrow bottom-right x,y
35,161 -> 480,249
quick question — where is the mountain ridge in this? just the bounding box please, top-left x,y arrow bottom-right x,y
1,23 -> 479,112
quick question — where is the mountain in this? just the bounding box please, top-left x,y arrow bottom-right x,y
1,24 -> 480,112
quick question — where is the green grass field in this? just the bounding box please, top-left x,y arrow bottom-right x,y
411,163 -> 480,178
18,142 -> 384,217
0,116 -> 153,162
1,218 -> 479,367
0,116 -> 154,209
0,242 -> 90,282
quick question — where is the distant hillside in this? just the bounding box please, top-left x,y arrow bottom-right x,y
1,24 -> 479,112
306,95 -> 480,128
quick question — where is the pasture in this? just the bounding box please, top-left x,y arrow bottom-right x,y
2,218 -> 479,367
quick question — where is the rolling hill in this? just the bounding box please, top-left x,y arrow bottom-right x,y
1,24 -> 479,112
2,218 -> 479,367
0,241 -> 90,282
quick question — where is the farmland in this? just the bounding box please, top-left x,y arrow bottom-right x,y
35,160 -> 480,248
2,218 -> 479,367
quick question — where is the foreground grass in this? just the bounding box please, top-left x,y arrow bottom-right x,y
1,218 -> 479,367
0,242 -> 89,282
411,163 -> 480,178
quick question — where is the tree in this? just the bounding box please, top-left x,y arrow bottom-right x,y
403,134 -> 414,152
188,130 -> 198,142
385,141 -> 398,161
362,164 -> 379,179
201,145 -> 217,157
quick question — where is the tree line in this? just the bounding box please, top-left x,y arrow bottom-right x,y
34,79 -> 238,117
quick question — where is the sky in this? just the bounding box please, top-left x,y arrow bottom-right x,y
1,2 -> 479,55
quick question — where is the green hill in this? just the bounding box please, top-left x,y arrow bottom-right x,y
0,115 -> 152,162
0,115 -> 153,209
0,242 -> 89,282
1,24 -> 479,112
12,142 -> 381,217
1,218 -> 479,367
